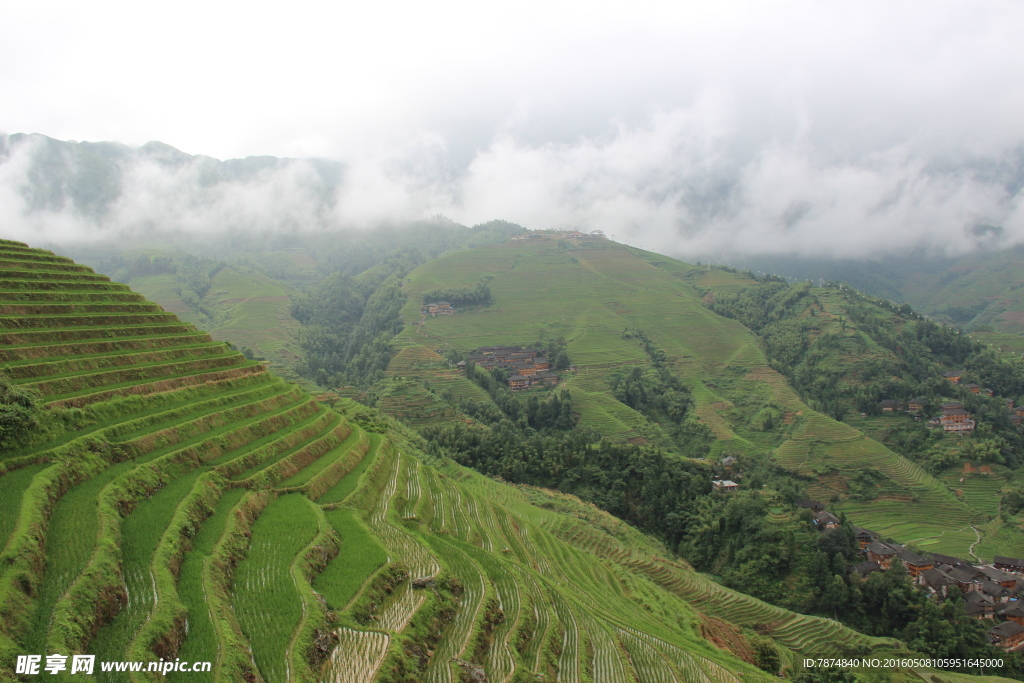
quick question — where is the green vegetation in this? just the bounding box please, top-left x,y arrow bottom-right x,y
315,508 -> 388,610
3,236 -> 1020,683
232,494 -> 320,682
170,487 -> 246,675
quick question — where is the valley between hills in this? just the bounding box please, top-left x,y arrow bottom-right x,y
5,231 -> 1024,683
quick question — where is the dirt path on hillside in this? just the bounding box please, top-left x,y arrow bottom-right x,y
968,526 -> 983,563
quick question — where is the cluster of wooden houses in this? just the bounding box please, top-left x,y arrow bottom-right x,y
799,499 -> 1024,649
875,367 -> 1024,434
881,394 -> 1024,433
457,345 -> 561,390
942,370 -> 996,394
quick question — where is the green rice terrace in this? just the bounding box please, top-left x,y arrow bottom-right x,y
0,238 -> 1012,683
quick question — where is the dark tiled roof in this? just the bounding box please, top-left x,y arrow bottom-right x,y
931,553 -> 966,566
947,566 -> 982,583
815,511 -> 841,526
1001,602 -> 1024,618
964,602 -> 987,616
979,567 -> 1016,583
995,556 -> 1024,569
981,580 -> 1012,597
989,621 -> 1024,638
920,568 -> 954,586
867,541 -> 897,556
850,561 -> 881,576
896,547 -> 931,566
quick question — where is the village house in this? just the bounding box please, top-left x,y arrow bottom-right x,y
944,370 -> 963,383
907,397 -> 928,413
850,560 -> 882,578
814,510 -> 841,529
995,556 -> 1024,574
895,547 -> 934,578
712,480 -> 739,492
965,383 -> 982,394
795,499 -> 825,513
919,567 -> 957,597
981,580 -> 1015,603
853,526 -> 879,549
966,591 -> 998,619
979,566 -> 1019,589
989,620 -> 1024,649
1002,602 -> 1024,626
940,404 -> 975,433
424,301 -> 454,316
867,541 -> 899,569
880,399 -> 904,412
720,455 -> 738,472
508,375 -> 530,391
946,565 -> 984,593
931,553 -> 968,568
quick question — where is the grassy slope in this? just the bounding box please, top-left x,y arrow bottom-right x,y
388,239 -> 991,559
129,266 -> 302,370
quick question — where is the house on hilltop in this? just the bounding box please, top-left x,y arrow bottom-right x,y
424,301 -> 454,316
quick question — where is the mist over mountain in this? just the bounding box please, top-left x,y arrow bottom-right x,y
5,129 -> 1024,264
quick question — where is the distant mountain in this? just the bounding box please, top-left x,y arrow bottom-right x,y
0,132 -> 344,219
731,247 -> 1024,333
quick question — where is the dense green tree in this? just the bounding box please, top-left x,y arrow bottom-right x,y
0,376 -> 39,448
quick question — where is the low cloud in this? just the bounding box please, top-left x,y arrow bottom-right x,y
2,96 -> 1023,261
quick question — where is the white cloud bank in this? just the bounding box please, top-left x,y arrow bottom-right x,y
2,101 -> 1023,261
3,0 -> 1024,259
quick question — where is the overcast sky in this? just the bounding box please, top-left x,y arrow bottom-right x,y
3,0 -> 1024,257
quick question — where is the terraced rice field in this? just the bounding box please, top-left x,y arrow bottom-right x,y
0,240 -> 953,683
233,494 -> 320,682
0,242 -> 375,681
